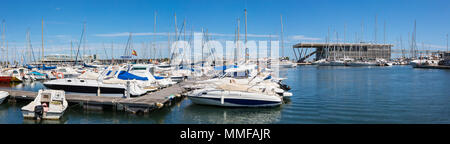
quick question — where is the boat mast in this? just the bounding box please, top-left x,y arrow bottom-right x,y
1,20 -> 4,65
236,18 -> 240,65
244,9 -> 248,63
111,42 -> 114,64
383,20 -> 386,59
154,11 -> 157,62
374,14 -> 377,44
172,13 -> 178,65
6,41 -> 8,65
344,24 -> 346,58
42,18 -> 44,63
280,14 -> 284,59
400,36 -> 404,58
83,22 -> 86,62
327,26 -> 330,60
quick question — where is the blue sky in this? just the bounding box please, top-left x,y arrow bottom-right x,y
0,0 -> 449,60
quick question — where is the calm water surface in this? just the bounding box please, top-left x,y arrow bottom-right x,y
0,66 -> 449,124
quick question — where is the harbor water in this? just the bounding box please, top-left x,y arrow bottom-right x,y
1,65 -> 449,124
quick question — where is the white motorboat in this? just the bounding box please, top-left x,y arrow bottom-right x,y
127,64 -> 176,87
55,67 -> 81,78
0,91 -> 9,104
329,60 -> 346,66
21,90 -> 68,120
273,59 -> 297,68
188,85 -> 283,107
346,61 -> 378,66
43,71 -> 147,97
410,59 -> 440,68
187,72 -> 290,107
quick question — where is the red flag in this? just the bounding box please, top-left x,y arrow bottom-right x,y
132,50 -> 137,56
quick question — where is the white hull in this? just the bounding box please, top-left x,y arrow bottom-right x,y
0,91 -> 9,104
21,90 -> 68,120
22,110 -> 65,120
346,62 -> 378,66
188,89 -> 282,107
329,61 -> 346,66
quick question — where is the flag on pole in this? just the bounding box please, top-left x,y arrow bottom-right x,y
132,50 -> 137,56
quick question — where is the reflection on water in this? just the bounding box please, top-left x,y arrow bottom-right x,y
0,66 -> 449,124
181,103 -> 282,124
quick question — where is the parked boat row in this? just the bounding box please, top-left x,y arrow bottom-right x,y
184,63 -> 292,107
313,57 -> 392,67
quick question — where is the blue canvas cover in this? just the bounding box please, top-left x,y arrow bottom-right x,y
39,64 -> 57,70
30,71 -> 46,76
117,71 -> 148,81
83,63 -> 97,68
154,76 -> 165,80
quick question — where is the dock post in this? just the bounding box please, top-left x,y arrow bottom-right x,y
97,86 -> 101,96
126,81 -> 131,99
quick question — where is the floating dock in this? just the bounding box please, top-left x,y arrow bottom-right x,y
3,82 -> 190,114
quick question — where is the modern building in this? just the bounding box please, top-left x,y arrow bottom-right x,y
293,43 -> 394,61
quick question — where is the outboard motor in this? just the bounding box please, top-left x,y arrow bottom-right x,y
34,105 -> 44,120
278,82 -> 291,91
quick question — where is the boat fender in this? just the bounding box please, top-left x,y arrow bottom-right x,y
167,94 -> 175,100
34,105 -> 44,119
156,102 -> 164,108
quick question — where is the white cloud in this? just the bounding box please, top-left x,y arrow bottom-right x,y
289,35 -> 321,41
94,32 -> 279,38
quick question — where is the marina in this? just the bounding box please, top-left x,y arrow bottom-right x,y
0,0 -> 449,125
0,65 -> 449,124
4,80 -> 189,114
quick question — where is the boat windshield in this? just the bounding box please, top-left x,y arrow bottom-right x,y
132,67 -> 147,71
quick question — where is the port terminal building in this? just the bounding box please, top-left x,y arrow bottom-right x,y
292,43 -> 394,62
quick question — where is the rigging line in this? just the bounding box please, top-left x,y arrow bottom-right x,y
74,24 -> 85,66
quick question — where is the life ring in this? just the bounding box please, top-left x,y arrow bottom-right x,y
51,71 -> 57,76
56,72 -> 64,79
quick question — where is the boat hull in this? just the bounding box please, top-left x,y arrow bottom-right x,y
22,110 -> 65,120
188,96 -> 282,107
0,76 -> 12,83
0,92 -> 8,104
43,83 -> 125,94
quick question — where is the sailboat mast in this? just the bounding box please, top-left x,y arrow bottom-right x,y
237,19 -> 240,65
383,20 -> 386,59
280,15 -> 284,59
244,9 -> 248,63
153,11 -> 157,61
42,18 -> 44,62
70,40 -> 73,64
6,41 -> 8,65
344,24 -> 346,58
400,36 -> 404,58
374,14 -> 377,44
111,42 -> 114,64
1,20 -> 4,64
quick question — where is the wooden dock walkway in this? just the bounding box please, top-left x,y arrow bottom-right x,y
3,82 -> 190,114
